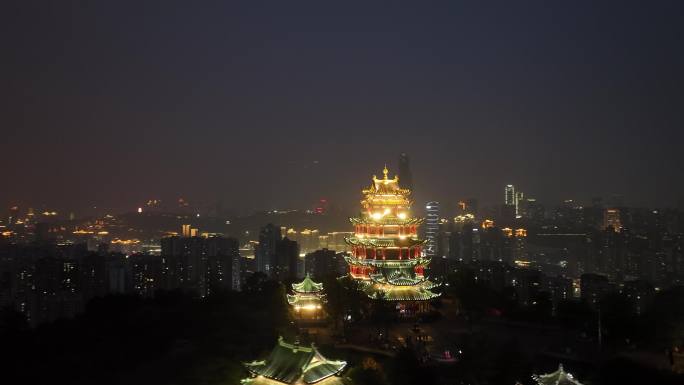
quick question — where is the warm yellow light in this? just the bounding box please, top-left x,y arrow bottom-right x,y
372,212 -> 382,220
384,208 -> 390,214
296,304 -> 320,311
398,212 -> 407,219
111,238 -> 141,245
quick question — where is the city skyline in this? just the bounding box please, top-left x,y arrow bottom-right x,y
3,3 -> 684,383
0,160 -> 677,218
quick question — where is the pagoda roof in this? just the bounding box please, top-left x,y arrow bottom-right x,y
350,216 -> 424,226
287,294 -> 326,307
532,364 -> 584,385
360,281 -> 440,301
292,274 -> 324,293
362,166 -> 411,196
345,236 -> 425,248
244,337 -> 346,384
369,270 -> 439,289
343,254 -> 431,268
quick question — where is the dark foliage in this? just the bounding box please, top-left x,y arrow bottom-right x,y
0,275 -> 291,385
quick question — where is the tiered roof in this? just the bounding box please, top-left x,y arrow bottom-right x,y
350,216 -> 423,225
243,337 -> 347,384
344,255 -> 431,268
292,274 -> 323,293
287,274 -> 326,311
361,166 -> 411,208
345,237 -> 425,248
361,281 -> 440,301
369,270 -> 439,288
532,364 -> 584,385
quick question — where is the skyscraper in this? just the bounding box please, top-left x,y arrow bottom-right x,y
425,201 -> 439,257
273,237 -> 299,280
504,184 -> 524,217
398,153 -> 413,191
256,223 -> 281,274
505,184 -> 515,205
603,209 -> 622,232
515,191 -> 524,218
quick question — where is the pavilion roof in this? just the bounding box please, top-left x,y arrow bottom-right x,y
287,294 -> 326,306
244,337 -> 346,384
345,236 -> 425,248
532,364 -> 584,385
343,255 -> 430,268
369,271 -> 439,289
350,216 -> 424,226
363,167 -> 410,195
292,274 -> 324,293
360,280 -> 440,301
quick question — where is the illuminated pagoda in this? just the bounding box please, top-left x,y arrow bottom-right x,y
287,274 -> 326,319
531,364 -> 584,385
345,166 -> 439,313
242,337 -> 347,385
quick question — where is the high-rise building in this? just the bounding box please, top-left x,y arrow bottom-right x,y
181,224 -> 191,237
425,201 -> 439,257
457,198 -> 478,216
306,248 -> 347,278
345,166 -> 439,313
273,237 -> 299,280
505,184 -> 525,218
256,223 -> 281,274
505,185 -> 516,206
515,191 -> 524,218
160,235 -> 240,296
398,152 -> 413,192
603,209 -> 622,232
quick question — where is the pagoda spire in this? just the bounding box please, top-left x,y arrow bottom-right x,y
383,164 -> 389,180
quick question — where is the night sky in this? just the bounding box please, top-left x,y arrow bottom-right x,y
3,1 -> 683,213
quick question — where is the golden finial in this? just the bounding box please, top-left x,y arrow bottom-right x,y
383,165 -> 389,180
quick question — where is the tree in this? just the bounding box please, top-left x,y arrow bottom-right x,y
371,291 -> 395,341
347,357 -> 387,385
0,306 -> 28,335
